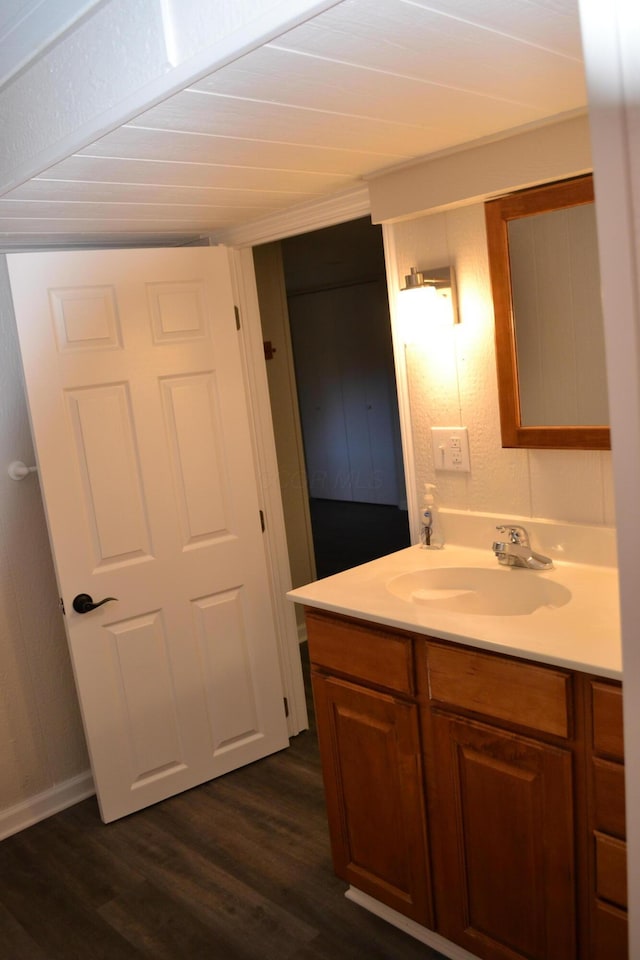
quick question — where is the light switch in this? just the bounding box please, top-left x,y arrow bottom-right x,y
431,426 -> 471,472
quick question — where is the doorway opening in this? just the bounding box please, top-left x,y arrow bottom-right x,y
254,217 -> 410,585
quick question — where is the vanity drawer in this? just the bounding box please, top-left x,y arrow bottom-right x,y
592,757 -> 626,838
305,610 -> 415,696
591,681 -> 624,760
595,832 -> 627,910
424,643 -> 571,738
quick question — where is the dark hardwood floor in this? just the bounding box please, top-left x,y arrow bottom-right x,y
0,646 -> 445,960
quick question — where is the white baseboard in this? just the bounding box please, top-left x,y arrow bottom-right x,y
0,770 -> 95,840
345,887 -> 480,960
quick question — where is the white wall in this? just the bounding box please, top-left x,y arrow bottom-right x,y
0,256 -> 90,836
388,201 -> 616,529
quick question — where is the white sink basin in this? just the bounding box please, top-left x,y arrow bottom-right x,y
386,566 -> 572,617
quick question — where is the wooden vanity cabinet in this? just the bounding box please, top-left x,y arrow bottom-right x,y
587,679 -> 627,959
419,641 -> 578,960
305,609 -> 433,925
304,609 -> 628,960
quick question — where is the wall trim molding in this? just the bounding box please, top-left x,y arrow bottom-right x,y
368,113 -> 591,224
0,770 -> 95,840
210,185 -> 371,248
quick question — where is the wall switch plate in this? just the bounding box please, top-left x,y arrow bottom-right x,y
431,426 -> 471,472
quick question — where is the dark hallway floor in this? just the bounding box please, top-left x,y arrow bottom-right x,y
309,498 -> 411,579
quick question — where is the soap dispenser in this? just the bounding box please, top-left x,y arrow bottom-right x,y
420,483 -> 444,549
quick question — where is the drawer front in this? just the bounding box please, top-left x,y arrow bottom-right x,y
592,681 -> 624,761
595,832 -> 628,910
425,643 -> 571,738
306,611 -> 414,695
593,757 -> 626,839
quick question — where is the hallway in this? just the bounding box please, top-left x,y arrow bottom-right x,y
309,499 -> 411,579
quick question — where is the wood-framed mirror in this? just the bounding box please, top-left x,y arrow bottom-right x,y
485,174 -> 610,450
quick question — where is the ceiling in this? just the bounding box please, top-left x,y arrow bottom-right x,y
0,0 -> 587,248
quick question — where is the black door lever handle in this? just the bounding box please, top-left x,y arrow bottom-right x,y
72,593 -> 118,614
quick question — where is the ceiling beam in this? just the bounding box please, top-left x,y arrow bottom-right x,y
0,0 -> 344,197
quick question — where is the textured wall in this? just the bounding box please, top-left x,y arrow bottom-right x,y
391,203 -> 615,526
0,256 -> 88,816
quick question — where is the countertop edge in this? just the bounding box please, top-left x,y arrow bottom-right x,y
287,545 -> 622,681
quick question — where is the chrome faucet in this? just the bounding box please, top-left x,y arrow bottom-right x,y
492,525 -> 553,570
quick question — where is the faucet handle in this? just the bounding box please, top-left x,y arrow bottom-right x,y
495,524 -> 530,545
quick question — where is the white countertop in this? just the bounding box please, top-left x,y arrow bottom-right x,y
287,544 -> 622,679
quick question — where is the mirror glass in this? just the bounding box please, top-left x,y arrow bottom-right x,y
485,175 -> 610,450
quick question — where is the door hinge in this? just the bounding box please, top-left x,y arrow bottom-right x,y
59,597 -> 66,616
234,305 -> 241,330
283,697 -> 289,718
263,339 -> 277,360
259,509 -> 265,532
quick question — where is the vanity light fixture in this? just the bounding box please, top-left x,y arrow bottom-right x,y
399,266 -> 458,343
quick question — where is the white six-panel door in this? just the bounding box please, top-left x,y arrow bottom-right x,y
7,247 -> 289,822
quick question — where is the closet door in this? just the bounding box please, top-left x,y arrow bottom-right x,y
290,279 -> 401,504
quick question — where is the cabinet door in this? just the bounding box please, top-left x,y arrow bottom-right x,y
312,672 -> 432,924
428,711 -> 576,960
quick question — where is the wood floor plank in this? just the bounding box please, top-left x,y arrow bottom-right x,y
141,779 -> 338,925
12,812 -> 144,908
99,877 -> 265,960
0,900 -> 53,960
75,804 -> 318,960
0,840 -> 144,959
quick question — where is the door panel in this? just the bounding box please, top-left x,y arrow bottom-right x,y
8,247 -> 289,822
192,587 -> 262,752
161,373 -> 230,543
67,383 -> 153,566
104,610 -> 184,784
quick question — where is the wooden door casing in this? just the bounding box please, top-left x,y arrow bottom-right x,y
304,611 -> 628,960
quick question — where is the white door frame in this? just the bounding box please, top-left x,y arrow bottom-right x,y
229,246 -> 310,735
223,186 -> 414,736
578,1 -> 640,952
